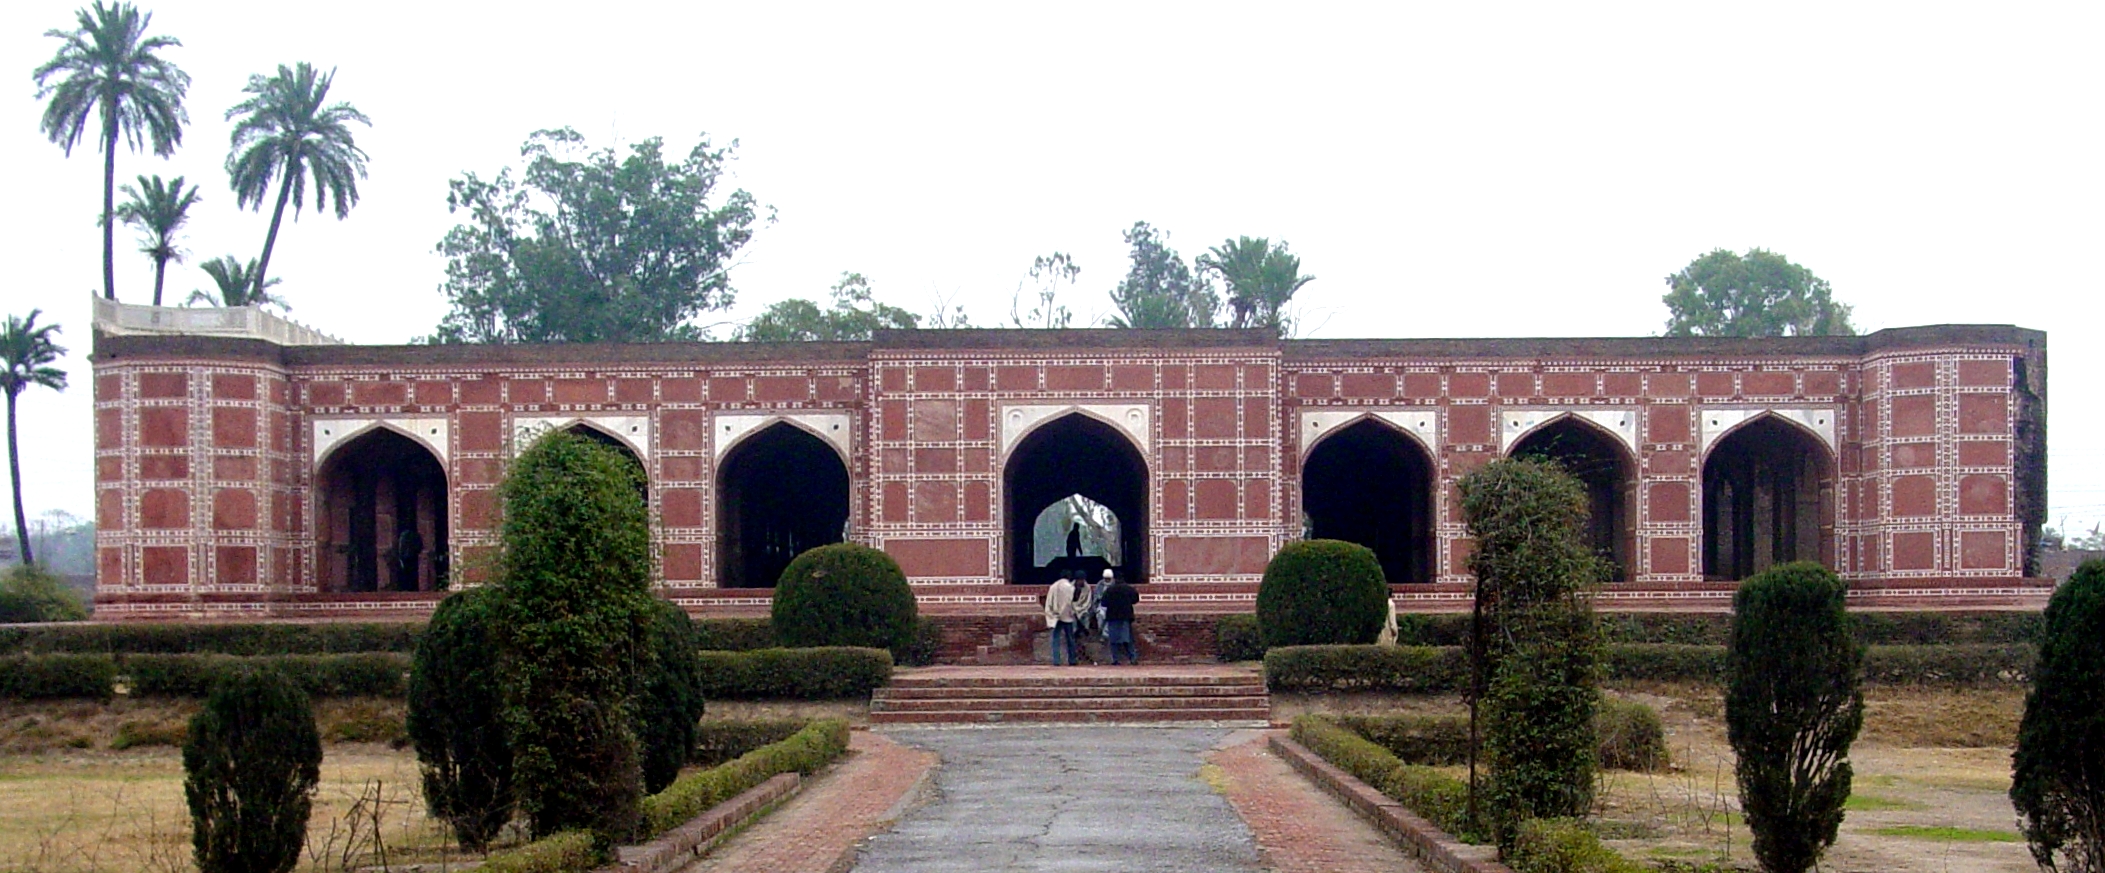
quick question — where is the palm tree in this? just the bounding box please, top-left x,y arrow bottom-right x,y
2,312 -> 69,566
188,256 -> 286,310
115,174 -> 200,306
1197,236 -> 1316,334
33,1 -> 190,302
225,63 -> 370,299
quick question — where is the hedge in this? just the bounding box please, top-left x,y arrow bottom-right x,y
1600,644 -> 1728,683
691,618 -> 778,652
125,653 -> 409,698
1214,615 -> 1264,663
1334,704 -> 1667,773
640,718 -> 850,837
1263,645 -> 1467,693
1291,714 -> 1481,842
692,718 -> 810,767
1506,818 -> 1648,873
695,647 -> 892,700
0,622 -> 420,655
1862,643 -> 2034,685
474,831 -> 598,873
0,653 -> 117,700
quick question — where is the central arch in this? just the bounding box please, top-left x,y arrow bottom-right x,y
1702,415 -> 1836,579
717,422 -> 850,588
1302,418 -> 1436,584
316,427 -> 448,593
1004,413 -> 1149,585
1509,416 -> 1636,581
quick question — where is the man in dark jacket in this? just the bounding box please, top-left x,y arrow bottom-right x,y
1098,570 -> 1140,665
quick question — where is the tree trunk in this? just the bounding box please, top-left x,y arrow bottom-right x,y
101,111 -> 119,302
253,166 -> 296,299
8,393 -> 31,566
151,255 -> 167,307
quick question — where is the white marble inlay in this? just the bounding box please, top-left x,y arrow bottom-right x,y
714,413 -> 852,462
1299,409 -> 1438,457
313,417 -> 449,471
1698,407 -> 1837,455
512,414 -> 652,461
1500,408 -> 1638,454
1000,404 -> 1150,455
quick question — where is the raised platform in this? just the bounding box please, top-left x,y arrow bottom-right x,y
869,664 -> 1271,725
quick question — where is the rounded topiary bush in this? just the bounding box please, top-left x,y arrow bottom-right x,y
1256,539 -> 1389,649
771,543 -> 918,654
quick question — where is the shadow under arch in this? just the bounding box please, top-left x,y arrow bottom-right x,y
1509,414 -> 1637,581
1302,416 -> 1436,584
1701,413 -> 1837,580
1005,412 -> 1148,585
317,427 -> 448,593
717,421 -> 850,588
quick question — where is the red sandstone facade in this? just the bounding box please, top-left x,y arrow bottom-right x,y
89,316 -> 2050,620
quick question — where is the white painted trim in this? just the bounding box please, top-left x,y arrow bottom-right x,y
714,412 -> 853,464
999,403 -> 1151,455
312,417 -> 449,472
1298,409 -> 1438,458
1698,407 -> 1838,456
1500,408 -> 1638,455
512,414 -> 652,461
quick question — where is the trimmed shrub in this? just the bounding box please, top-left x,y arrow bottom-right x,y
476,831 -> 598,873
2012,559 -> 2105,873
1256,540 -> 1390,649
1291,715 -> 1481,842
1601,644 -> 1727,683
126,653 -> 408,698
1864,643 -> 2034,685
899,616 -> 945,667
1336,713 -> 1471,765
771,543 -> 918,658
638,600 -> 708,795
695,647 -> 892,700
1506,818 -> 1647,873
183,668 -> 322,873
0,653 -> 115,700
640,718 -> 849,836
1596,697 -> 1668,772
1214,614 -> 1265,663
407,588 -> 513,852
1727,562 -> 1863,873
0,564 -> 88,622
0,622 -> 420,655
1599,613 -> 1728,646
692,618 -> 777,652
1262,644 -> 1467,693
493,430 -> 658,843
692,718 -> 810,767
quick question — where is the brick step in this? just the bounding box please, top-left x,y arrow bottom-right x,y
872,695 -> 1272,713
886,674 -> 1260,690
874,684 -> 1265,701
868,707 -> 1272,725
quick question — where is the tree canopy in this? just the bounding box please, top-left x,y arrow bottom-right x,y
1107,222 -> 1218,329
1011,253 -> 1078,329
115,173 -> 200,306
737,272 -> 916,342
431,128 -> 762,344
1662,248 -> 1855,337
189,256 -> 284,309
225,62 -> 370,299
1197,236 -> 1314,334
3,311 -> 68,568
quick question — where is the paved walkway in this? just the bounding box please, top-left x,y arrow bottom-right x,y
678,731 -> 938,873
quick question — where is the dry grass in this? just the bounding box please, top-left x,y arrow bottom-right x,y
1,699 -> 409,755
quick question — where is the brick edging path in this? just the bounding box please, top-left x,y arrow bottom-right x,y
1267,733 -> 1517,873
606,773 -> 802,873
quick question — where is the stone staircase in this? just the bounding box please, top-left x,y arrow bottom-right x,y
869,665 -> 1271,725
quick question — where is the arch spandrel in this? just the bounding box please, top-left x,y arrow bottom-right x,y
312,417 -> 449,473
511,414 -> 652,462
1499,408 -> 1638,456
1698,407 -> 1837,458
714,412 -> 852,467
1000,403 -> 1150,457
1299,409 -> 1438,458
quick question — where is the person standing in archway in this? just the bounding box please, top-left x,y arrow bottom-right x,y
1044,571 -> 1081,666
1100,570 -> 1139,666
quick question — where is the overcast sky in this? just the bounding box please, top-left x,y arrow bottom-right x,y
4,1 -> 2101,541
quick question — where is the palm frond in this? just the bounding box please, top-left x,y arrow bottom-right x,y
1,310 -> 69,399
32,2 -> 189,157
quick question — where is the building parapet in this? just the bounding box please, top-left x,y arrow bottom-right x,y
92,296 -> 340,346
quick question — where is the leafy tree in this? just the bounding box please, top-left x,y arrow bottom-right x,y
33,1 -> 189,302
1107,222 -> 1218,329
1255,539 -> 1388,648
1662,248 -> 1855,337
493,430 -> 656,844
738,272 -> 917,341
2,311 -> 68,567
188,256 -> 286,309
183,667 -> 322,873
431,128 -> 762,344
225,62 -> 370,300
1726,562 -> 1863,873
0,563 -> 90,622
1459,457 -> 1604,850
1197,236 -> 1315,334
772,543 -> 918,655
636,599 -> 706,795
923,289 -> 975,329
408,587 -> 513,851
115,174 -> 200,306
1011,253 -> 1078,329
2012,559 -> 2105,873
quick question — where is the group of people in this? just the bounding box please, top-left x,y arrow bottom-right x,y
1042,568 -> 1139,665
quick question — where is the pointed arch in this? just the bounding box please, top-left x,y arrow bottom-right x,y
714,413 -> 852,470
1508,414 -> 1638,581
1302,416 -> 1437,584
316,427 -> 448,593
717,421 -> 851,588
1701,412 -> 1837,580
1003,412 -> 1149,585
312,417 -> 448,474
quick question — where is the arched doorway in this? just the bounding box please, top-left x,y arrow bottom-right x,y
1005,413 -> 1148,585
1302,418 -> 1435,584
717,422 -> 850,588
564,423 -> 649,503
1510,417 -> 1636,581
1702,416 -> 1835,580
317,428 -> 448,593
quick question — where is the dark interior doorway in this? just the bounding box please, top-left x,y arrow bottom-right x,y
1302,418 -> 1435,584
317,428 -> 448,593
1703,416 -> 1834,580
717,423 -> 850,588
1510,417 -> 1635,581
1005,414 -> 1148,585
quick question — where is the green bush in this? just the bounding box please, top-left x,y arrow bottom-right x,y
1291,715 -> 1482,842
1214,614 -> 1264,662
640,718 -> 849,837
1601,644 -> 1727,683
1727,562 -> 1863,873
0,653 -> 115,700
1596,697 -> 1668,772
1335,714 -> 1470,765
692,718 -> 810,767
638,600 -> 708,795
692,618 -> 777,652
899,616 -> 945,667
475,831 -> 598,873
0,564 -> 88,622
2012,559 -> 2105,873
183,668 -> 322,873
1598,613 -> 1728,646
407,588 -> 513,852
1863,644 -> 2034,685
0,622 -> 420,655
1257,540 -> 1390,649
695,647 -> 893,700
126,653 -> 408,698
1262,644 -> 1467,693
771,543 -> 918,659
1506,818 -> 1647,873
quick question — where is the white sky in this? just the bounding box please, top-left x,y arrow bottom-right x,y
4,2 -> 2101,541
